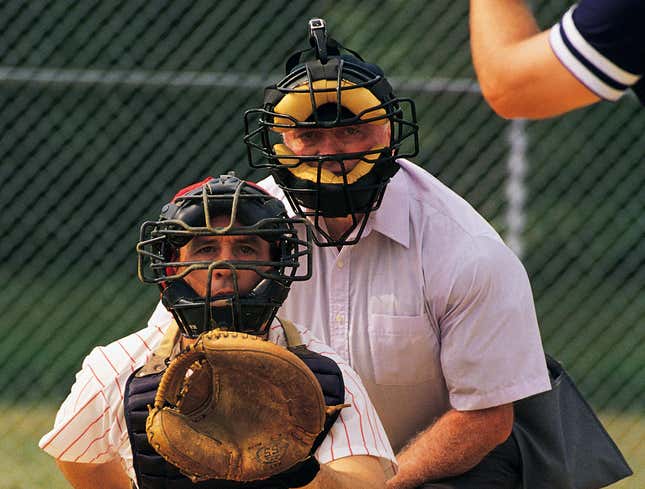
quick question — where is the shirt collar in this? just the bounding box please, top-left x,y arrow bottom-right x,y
367,167 -> 410,248
260,171 -> 410,248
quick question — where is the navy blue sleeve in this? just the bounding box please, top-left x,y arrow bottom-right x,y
574,0 -> 644,74
549,0 -> 644,104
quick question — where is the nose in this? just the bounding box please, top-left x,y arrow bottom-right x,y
212,266 -> 233,279
210,244 -> 235,278
209,264 -> 235,297
315,133 -> 343,155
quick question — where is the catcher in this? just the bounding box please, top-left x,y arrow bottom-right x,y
39,174 -> 396,489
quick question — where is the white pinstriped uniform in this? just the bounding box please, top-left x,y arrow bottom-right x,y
39,316 -> 396,485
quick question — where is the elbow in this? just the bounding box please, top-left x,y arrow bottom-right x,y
475,65 -> 530,119
492,404 -> 515,446
495,418 -> 514,446
479,82 -> 522,120
478,403 -> 514,447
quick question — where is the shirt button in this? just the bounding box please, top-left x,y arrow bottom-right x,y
337,260 -> 344,269
336,314 -> 345,323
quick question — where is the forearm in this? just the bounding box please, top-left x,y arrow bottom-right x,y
386,405 -> 513,489
56,459 -> 131,489
304,456 -> 387,489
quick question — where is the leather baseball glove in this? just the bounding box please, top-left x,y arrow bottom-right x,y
146,329 -> 327,485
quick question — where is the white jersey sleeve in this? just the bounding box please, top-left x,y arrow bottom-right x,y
39,346 -> 128,464
39,325 -> 167,480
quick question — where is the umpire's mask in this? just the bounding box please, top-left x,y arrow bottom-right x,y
244,18 -> 419,246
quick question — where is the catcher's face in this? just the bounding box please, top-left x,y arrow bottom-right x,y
282,122 -> 390,175
178,216 -> 272,298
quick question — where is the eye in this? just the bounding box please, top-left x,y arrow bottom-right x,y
296,131 -> 318,143
237,244 -> 258,257
341,126 -> 362,137
194,245 -> 219,256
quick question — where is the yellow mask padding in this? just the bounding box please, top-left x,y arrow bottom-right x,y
273,143 -> 382,185
272,80 -> 387,132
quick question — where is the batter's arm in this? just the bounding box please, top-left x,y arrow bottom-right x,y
469,0 -> 599,118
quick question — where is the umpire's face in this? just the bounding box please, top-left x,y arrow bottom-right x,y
177,215 -> 272,298
282,122 -> 390,175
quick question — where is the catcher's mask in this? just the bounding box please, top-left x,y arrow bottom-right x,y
136,174 -> 312,338
244,18 -> 419,246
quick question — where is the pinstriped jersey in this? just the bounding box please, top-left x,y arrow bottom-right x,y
549,0 -> 644,104
39,317 -> 396,485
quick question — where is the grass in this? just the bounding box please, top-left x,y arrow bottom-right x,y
2,402 -> 642,489
1,403 -> 69,489
596,411 -> 645,489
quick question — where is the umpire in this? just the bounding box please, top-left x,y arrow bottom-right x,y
241,18 -> 632,489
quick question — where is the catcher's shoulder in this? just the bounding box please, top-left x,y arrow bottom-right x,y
295,329 -> 348,365
83,325 -> 168,380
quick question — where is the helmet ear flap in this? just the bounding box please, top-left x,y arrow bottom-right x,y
160,202 -> 180,220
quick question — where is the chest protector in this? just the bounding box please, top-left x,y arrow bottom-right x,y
123,320 -> 345,489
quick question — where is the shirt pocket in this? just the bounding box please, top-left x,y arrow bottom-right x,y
367,313 -> 439,386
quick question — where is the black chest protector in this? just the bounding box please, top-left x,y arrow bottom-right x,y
123,334 -> 345,489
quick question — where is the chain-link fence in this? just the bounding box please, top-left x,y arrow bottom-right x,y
1,1 -> 643,488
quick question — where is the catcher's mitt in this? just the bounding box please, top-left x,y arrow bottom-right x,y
146,329 -> 327,484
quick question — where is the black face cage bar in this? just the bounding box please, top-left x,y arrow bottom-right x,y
281,181 -> 388,247
244,96 -> 419,170
136,216 -> 312,285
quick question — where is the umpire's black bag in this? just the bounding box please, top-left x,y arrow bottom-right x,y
512,355 -> 632,489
